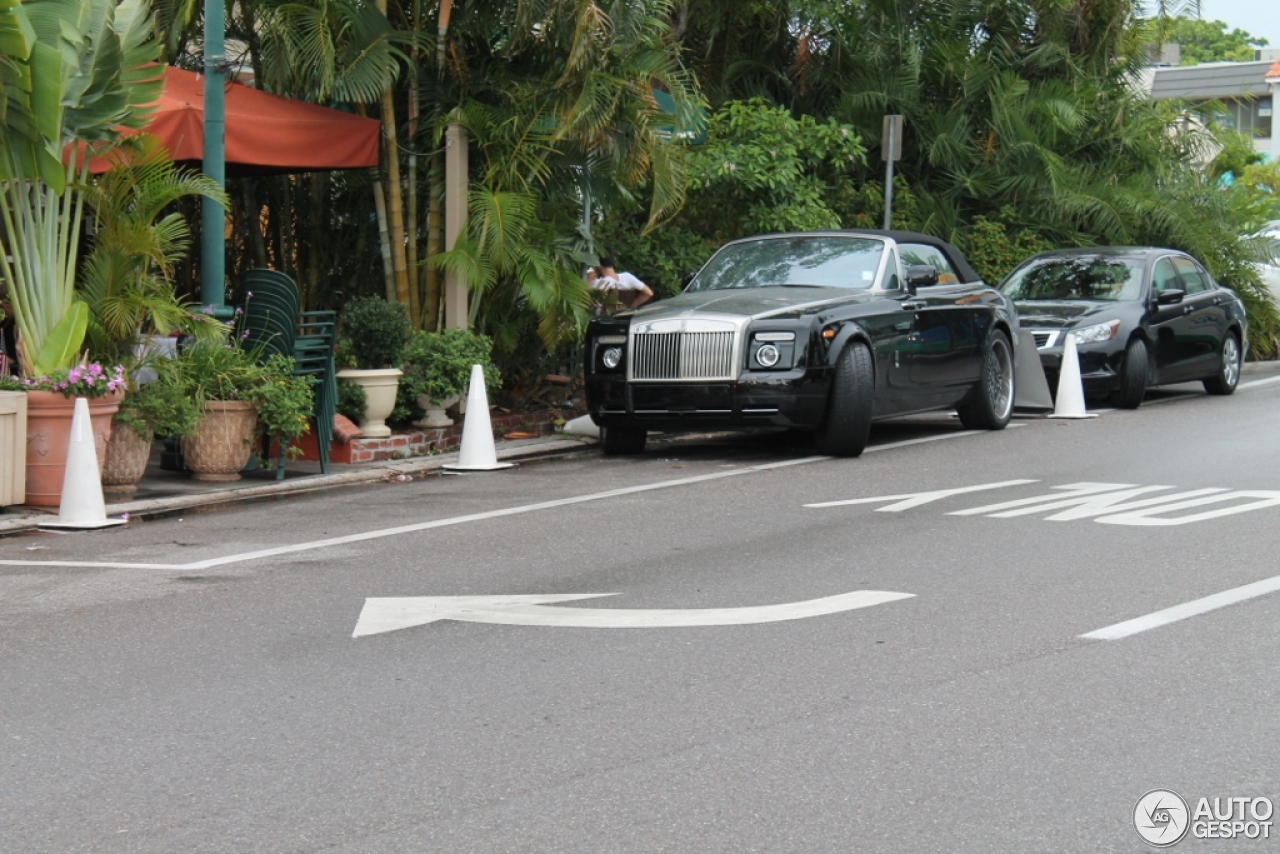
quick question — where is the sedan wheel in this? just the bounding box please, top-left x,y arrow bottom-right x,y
1203,333 -> 1241,396
957,331 -> 1014,430
1112,339 -> 1148,410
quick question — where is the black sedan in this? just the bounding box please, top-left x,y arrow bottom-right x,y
999,248 -> 1247,408
585,230 -> 1020,456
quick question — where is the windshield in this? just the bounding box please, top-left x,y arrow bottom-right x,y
687,235 -> 886,292
1000,257 -> 1144,302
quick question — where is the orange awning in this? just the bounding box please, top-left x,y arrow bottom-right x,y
81,66 -> 380,176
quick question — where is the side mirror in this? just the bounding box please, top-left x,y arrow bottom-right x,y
1156,288 -> 1185,305
681,271 -> 696,290
906,264 -> 939,294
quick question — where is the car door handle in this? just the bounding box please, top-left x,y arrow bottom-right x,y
902,300 -> 927,311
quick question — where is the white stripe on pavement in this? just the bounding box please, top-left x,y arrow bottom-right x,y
1,424 -> 1008,572
1080,572 -> 1280,640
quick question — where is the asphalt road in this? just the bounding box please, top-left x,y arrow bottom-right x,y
3,376 -> 1280,853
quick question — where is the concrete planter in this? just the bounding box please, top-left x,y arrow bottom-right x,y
337,368 -> 403,438
182,400 -> 258,482
102,420 -> 154,494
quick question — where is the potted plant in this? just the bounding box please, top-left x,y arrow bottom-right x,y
160,343 -> 315,482
335,296 -> 411,438
0,363 -> 128,506
100,359 -> 201,494
0,0 -> 182,504
399,329 -> 499,427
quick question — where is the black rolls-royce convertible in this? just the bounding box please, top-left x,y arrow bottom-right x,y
585,230 -> 1021,456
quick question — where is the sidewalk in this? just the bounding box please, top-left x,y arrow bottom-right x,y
0,432 -> 599,536
3,359 -> 1277,537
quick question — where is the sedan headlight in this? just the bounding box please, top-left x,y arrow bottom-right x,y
602,347 -> 623,369
1070,320 -> 1120,344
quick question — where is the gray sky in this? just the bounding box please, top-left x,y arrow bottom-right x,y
1193,1 -> 1280,51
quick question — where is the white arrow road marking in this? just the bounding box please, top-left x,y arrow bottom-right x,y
805,479 -> 1037,511
352,590 -> 916,637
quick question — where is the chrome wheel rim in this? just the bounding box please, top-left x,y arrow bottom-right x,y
1223,336 -> 1240,388
988,338 -> 1014,419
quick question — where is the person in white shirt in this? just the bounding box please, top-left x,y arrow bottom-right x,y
586,253 -> 654,312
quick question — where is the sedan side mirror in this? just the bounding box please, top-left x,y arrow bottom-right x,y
1156,288 -> 1185,305
681,271 -> 696,290
906,264 -> 939,295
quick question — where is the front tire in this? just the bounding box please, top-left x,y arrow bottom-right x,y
1203,332 -> 1241,396
814,341 -> 874,457
1112,338 -> 1148,410
601,426 -> 647,456
957,330 -> 1014,430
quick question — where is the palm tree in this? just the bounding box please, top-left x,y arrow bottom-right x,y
79,135 -> 228,361
0,0 -> 163,376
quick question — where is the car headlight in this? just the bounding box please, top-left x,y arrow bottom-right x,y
1070,320 -> 1120,344
595,334 -> 626,372
750,331 -> 796,370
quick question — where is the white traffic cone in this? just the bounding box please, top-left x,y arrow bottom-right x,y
562,414 -> 600,439
1048,332 -> 1098,420
444,364 -> 513,471
41,397 -> 126,530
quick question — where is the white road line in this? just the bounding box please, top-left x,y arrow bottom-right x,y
0,425 -> 1010,572
1239,374 -> 1280,391
1080,573 -> 1280,640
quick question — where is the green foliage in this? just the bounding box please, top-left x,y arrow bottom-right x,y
336,379 -> 367,424
1145,16 -> 1269,64
339,296 -> 411,369
79,135 -> 228,361
160,343 -> 316,445
399,329 -> 499,403
683,99 -> 865,238
955,213 -> 1055,285
593,99 -> 866,298
0,0 -> 163,377
114,362 -> 202,440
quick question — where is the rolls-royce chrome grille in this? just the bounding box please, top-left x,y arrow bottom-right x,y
629,318 -> 741,381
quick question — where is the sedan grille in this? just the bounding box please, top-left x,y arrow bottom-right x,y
631,330 -> 736,381
1031,330 -> 1060,349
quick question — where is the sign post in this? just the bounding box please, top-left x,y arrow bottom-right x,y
882,114 -> 903,230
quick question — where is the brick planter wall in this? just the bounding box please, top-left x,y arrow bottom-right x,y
291,408 -> 586,465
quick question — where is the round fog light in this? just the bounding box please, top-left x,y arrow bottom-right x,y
756,343 -> 781,367
602,347 -> 623,369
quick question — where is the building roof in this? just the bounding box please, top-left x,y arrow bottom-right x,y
1267,59 -> 1280,82
1149,59 -> 1273,101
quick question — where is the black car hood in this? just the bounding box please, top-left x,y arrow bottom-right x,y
629,286 -> 872,321
1014,300 -> 1116,329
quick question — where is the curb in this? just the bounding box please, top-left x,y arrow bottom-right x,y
0,435 -> 598,536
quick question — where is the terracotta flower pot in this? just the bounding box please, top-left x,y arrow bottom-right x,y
181,400 -> 259,482
24,390 -> 123,507
102,420 -> 155,494
337,367 -> 402,438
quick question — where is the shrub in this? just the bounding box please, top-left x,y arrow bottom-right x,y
338,297 -> 411,369
399,329 -> 499,403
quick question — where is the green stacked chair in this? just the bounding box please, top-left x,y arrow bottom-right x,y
237,269 -> 337,478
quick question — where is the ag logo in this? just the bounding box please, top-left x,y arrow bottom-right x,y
1135,789 -> 1190,846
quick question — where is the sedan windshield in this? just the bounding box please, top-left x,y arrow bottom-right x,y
687,236 -> 886,292
1000,257 -> 1144,302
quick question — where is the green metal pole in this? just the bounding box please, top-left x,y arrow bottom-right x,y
201,0 -> 230,318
